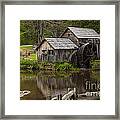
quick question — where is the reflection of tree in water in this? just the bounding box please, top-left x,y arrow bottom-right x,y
37,71 -> 74,99
82,70 -> 100,92
20,72 -> 45,100
36,70 -> 100,99
20,70 -> 100,100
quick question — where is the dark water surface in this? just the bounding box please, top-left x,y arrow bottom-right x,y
20,70 -> 100,100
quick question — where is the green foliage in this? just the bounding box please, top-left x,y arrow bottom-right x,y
20,20 -> 100,45
22,61 -> 80,71
20,45 -> 37,60
20,45 -> 33,49
38,61 -> 55,70
20,59 -> 39,71
90,60 -> 100,70
20,20 -> 38,45
54,62 -> 80,71
30,54 -> 36,60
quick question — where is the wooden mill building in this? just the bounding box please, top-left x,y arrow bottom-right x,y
36,38 -> 78,62
61,27 -> 100,58
36,27 -> 100,62
61,27 -> 100,46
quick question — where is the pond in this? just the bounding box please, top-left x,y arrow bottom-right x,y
20,70 -> 100,100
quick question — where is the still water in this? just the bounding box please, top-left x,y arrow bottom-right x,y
20,70 -> 100,100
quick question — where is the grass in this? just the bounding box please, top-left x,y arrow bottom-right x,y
54,62 -> 80,71
30,54 -> 36,60
90,60 -> 100,70
20,45 -> 37,60
20,45 -> 99,71
20,45 -> 33,50
20,59 -> 39,71
20,45 -> 38,71
38,61 -> 80,71
20,59 -> 80,72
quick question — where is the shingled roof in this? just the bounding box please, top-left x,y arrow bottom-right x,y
44,38 -> 78,50
67,27 -> 100,38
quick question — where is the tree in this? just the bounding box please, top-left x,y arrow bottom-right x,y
20,20 -> 100,45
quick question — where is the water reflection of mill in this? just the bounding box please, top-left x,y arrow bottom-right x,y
36,70 -> 99,100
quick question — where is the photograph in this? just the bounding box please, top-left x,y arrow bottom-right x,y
2,0 -> 118,118
20,20 -> 100,100
0,0 -> 120,117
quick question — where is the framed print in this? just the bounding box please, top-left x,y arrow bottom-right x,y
0,0 -> 119,119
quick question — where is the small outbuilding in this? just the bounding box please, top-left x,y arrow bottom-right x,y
36,38 -> 78,62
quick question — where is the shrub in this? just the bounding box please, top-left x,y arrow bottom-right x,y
55,62 -> 80,71
20,59 -> 39,71
90,60 -> 100,70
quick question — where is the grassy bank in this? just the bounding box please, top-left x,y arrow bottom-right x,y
20,45 -> 37,60
20,59 -> 39,71
20,59 -> 80,72
20,45 -> 100,71
20,45 -> 33,49
20,59 -> 100,72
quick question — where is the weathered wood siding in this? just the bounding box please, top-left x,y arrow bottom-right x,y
39,41 -> 53,54
55,49 -> 74,62
61,29 -> 79,46
61,29 -> 87,46
38,41 -> 54,61
61,29 -> 100,49
38,40 -> 75,62
61,29 -> 94,46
